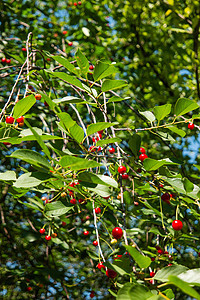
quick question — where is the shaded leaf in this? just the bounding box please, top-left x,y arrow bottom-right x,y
102,79 -> 128,92
13,95 -> 36,119
174,98 -> 199,118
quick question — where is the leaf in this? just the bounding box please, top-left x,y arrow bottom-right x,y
139,111 -> 156,123
174,98 -> 199,118
40,93 -> 56,110
167,126 -> 186,137
76,49 -> 89,75
143,158 -> 179,171
178,268 -> 200,286
13,95 -> 36,119
154,265 -> 188,282
46,71 -> 84,90
168,275 -> 200,300
57,112 -> 76,131
86,183 -> 111,197
128,134 -> 141,156
52,56 -> 80,76
93,61 -> 117,81
104,257 -> 132,275
101,79 -> 128,92
156,131 -> 175,142
183,178 -> 194,193
107,96 -> 130,103
82,27 -> 90,36
0,171 -> 16,181
86,122 -> 118,136
77,171 -> 118,188
69,123 -> 84,144
60,155 -> 102,170
163,177 -> 200,199
10,149 -> 52,170
45,201 -> 73,217
96,137 -> 121,146
52,96 -> 83,104
117,283 -> 153,300
13,172 -> 42,188
0,134 -> 62,144
153,104 -> 171,123
124,245 -> 151,269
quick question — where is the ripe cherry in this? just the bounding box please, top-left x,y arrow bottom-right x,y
106,268 -> 117,278
78,198 -> 85,204
39,228 -> 45,234
118,166 -> 126,174
45,235 -> 51,241
93,240 -> 98,246
157,249 -> 164,254
98,130 -> 103,134
139,153 -> 148,162
6,59 -> 11,64
83,230 -> 89,236
1,58 -> 6,63
172,220 -> 183,231
161,193 -> 170,204
22,47 -> 27,51
188,122 -> 194,130
16,116 -> 24,123
62,30 -> 68,35
35,94 -> 42,100
89,65 -> 94,70
109,147 -> 115,154
27,287 -> 32,291
47,58 -> 51,61
6,116 -> 15,124
62,221 -> 66,226
97,262 -> 105,270
95,207 -> 101,214
140,147 -> 146,154
70,198 -> 76,204
3,142 -> 11,146
90,291 -> 95,298
122,173 -> 129,179
112,227 -> 123,239
78,1 -> 82,4
151,257 -> 155,261
164,251 -> 169,255
74,2 -> 77,6
89,145 -> 96,152
68,42 -> 73,46
150,271 -> 155,277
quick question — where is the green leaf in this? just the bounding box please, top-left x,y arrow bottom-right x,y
86,122 -> 118,136
52,96 -> 83,104
86,184 -> 111,197
178,268 -> 200,286
52,56 -> 80,76
93,61 -> 116,81
45,201 -> 73,217
57,112 -> 76,131
156,131 -> 175,142
163,177 -> 200,198
101,79 -> 128,92
13,172 -> 42,188
154,265 -> 188,282
167,126 -> 186,137
77,171 -> 118,188
40,93 -> 56,110
183,178 -> 194,193
13,95 -> 36,119
124,245 -> 151,269
174,98 -> 199,117
96,137 -> 121,146
10,149 -> 52,170
60,155 -> 102,170
76,49 -> 89,75
143,158 -> 179,171
139,111 -> 156,123
69,123 -> 84,144
104,257 -> 132,275
107,96 -> 125,103
168,275 -> 200,300
128,134 -> 141,156
117,283 -> 153,300
46,71 -> 84,90
0,134 -> 62,144
153,104 -> 171,123
0,171 -> 16,181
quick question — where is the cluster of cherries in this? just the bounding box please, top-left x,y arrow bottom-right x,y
1,57 -> 11,64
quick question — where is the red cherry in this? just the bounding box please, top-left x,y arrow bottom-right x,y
122,173 -> 129,179
35,93 -> 41,100
112,227 -> 123,239
149,279 -> 154,284
27,287 -> 32,291
159,184 -> 164,188
150,271 -> 155,277
168,264 -> 173,266
6,116 -> 15,124
118,166 -> 126,174
106,268 -> 117,278
47,58 -> 51,61
151,257 -> 155,261
68,42 -> 73,46
90,291 -> 95,298
3,142 -> 11,146
198,252 -> 200,257
83,230 -> 89,236
168,255 -> 173,261
157,249 -> 164,254
22,47 -> 27,51
6,59 -> 11,64
45,235 -> 51,241
78,198 -> 85,204
109,147 -> 115,154
97,147 -> 102,152
16,116 -> 24,123
62,30 -> 68,35
164,251 -> 169,254
140,147 -> 146,154
98,130 -> 103,134
93,240 -> 98,246
62,221 -> 66,226
78,1 -> 82,4
74,2 -> 77,6
97,262 -> 105,270
70,198 -> 76,204
86,216 -> 90,220
188,122 -> 194,130
139,153 -> 148,162
44,101 -> 49,107
172,220 -> 183,231
161,193 -> 170,204
89,145 -> 96,152
89,65 -> 94,70
1,58 -> 6,63
95,207 -> 101,214
98,133 -> 102,139
39,228 -> 45,234
92,137 -> 96,143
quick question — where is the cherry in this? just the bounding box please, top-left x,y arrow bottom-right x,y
134,201 -> 139,206
90,291 -> 95,298
198,252 -> 200,257
140,147 -> 146,154
62,221 -> 66,226
6,59 -> 11,64
157,249 -> 164,254
62,30 -> 68,35
111,238 -> 118,245
106,268 -> 117,278
159,184 -> 164,188
98,130 -> 103,134
97,262 -> 105,270
139,153 -> 148,162
168,264 -> 173,266
188,122 -> 194,130
83,230 -> 89,236
93,240 -> 98,246
86,216 -> 90,220
168,255 -> 173,261
118,166 -> 126,174
1,58 -> 6,63
22,47 -> 27,51
151,257 -> 155,261
98,133 -> 102,139
78,198 -> 85,204
150,271 -> 155,277
16,116 -> 24,123
47,58 -> 51,61
78,1 -> 82,4
122,173 -> 129,179
41,196 -> 47,202
44,101 -> 49,107
18,121 -> 24,127
68,42 -> 73,46
6,116 -> 15,124
92,137 -> 96,143
109,147 -> 115,154
161,193 -> 170,204
172,220 -> 183,231
89,65 -> 94,70
52,233 -> 57,238
164,251 -> 169,254
27,287 -> 32,291
61,192 -> 67,197
74,2 -> 77,6
45,235 -> 51,241
95,207 -> 101,214
35,94 -> 42,100
39,228 -> 45,234
89,145 -> 96,152
3,142 -> 11,146
70,198 -> 76,204
112,227 -> 123,239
